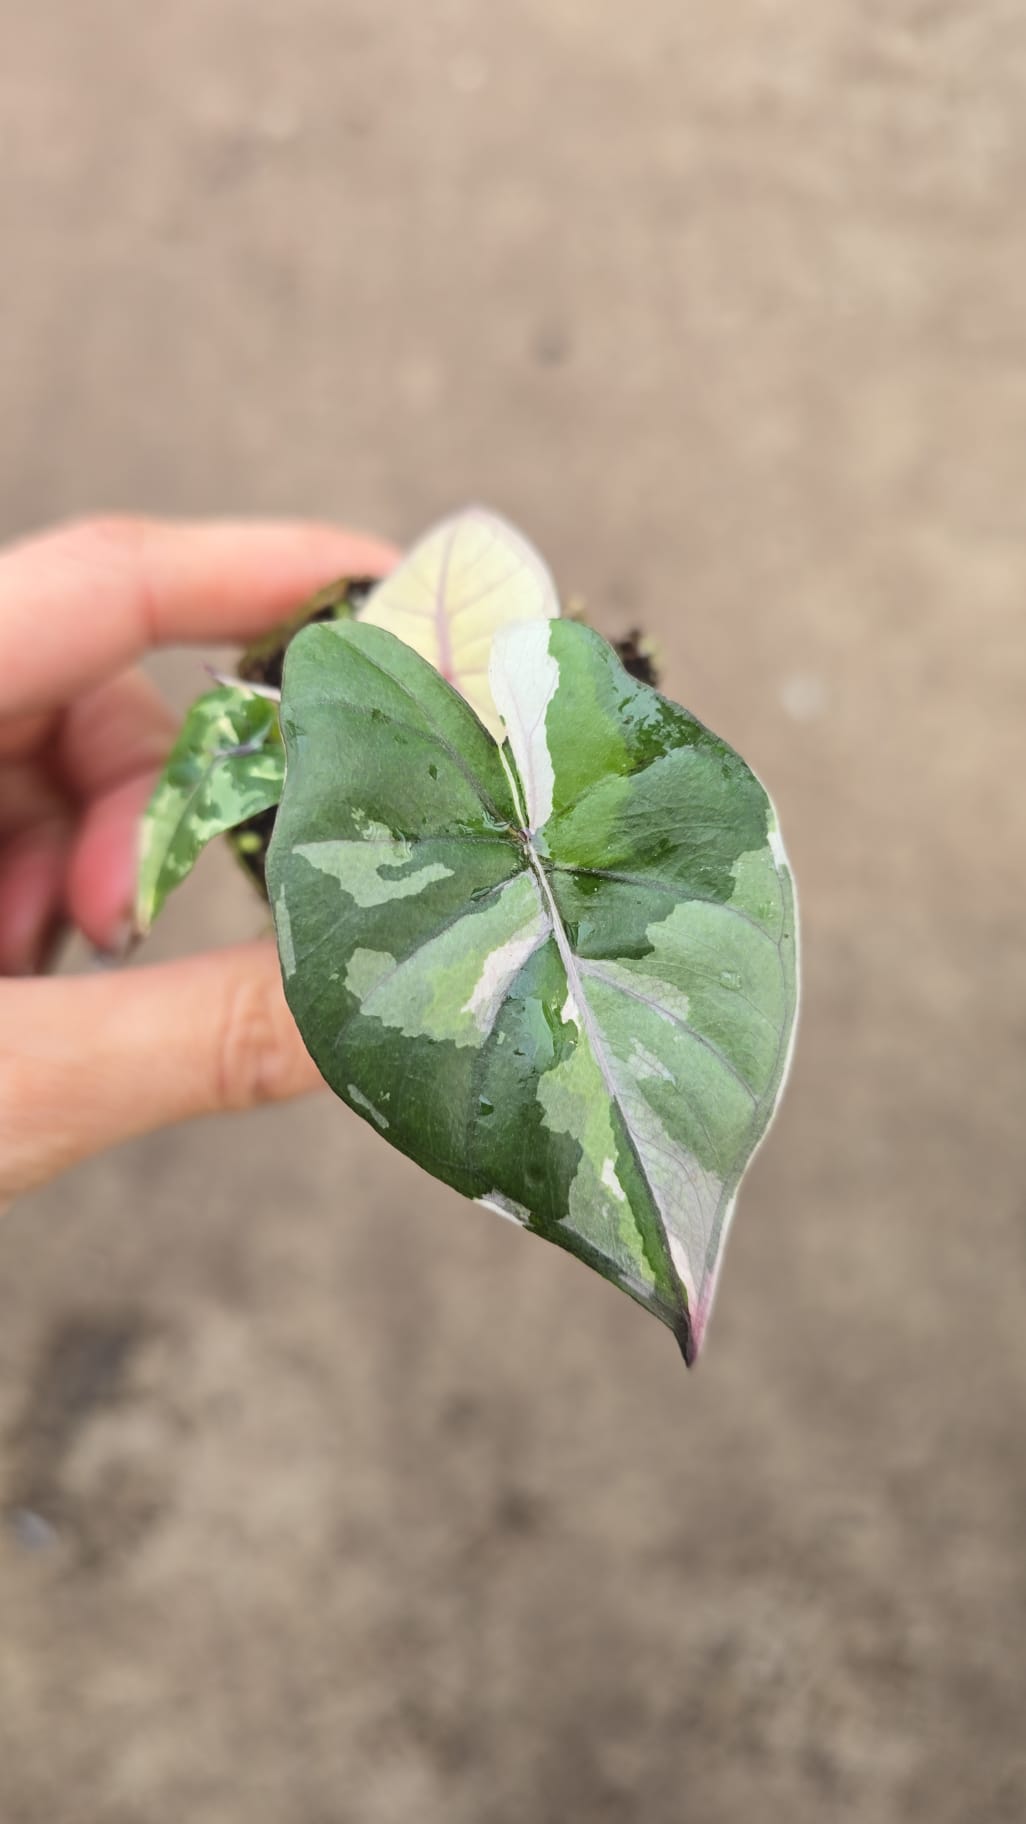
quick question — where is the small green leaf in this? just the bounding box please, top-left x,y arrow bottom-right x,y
135,687 -> 285,933
268,617 -> 798,1362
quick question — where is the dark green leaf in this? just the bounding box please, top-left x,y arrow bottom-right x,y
268,618 -> 798,1361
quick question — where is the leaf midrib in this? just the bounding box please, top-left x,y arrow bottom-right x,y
494,741 -> 688,1320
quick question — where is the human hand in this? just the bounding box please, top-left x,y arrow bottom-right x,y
0,515 -> 398,1207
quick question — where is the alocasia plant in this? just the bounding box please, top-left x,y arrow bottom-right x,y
136,509 -> 798,1362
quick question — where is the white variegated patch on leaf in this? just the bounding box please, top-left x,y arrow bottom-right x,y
268,616 -> 799,1362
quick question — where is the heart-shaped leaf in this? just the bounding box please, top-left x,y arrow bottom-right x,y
356,507 -> 559,738
268,616 -> 798,1361
135,686 -> 284,933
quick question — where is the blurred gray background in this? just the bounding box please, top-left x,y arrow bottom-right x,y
1,4 -> 1024,1821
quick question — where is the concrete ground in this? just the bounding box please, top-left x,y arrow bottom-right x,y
1,4 -> 1024,1820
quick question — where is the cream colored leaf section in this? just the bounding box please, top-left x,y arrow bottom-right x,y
356,507 -> 559,738
489,620 -> 559,831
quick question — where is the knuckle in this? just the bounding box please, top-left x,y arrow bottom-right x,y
214,970 -> 295,1112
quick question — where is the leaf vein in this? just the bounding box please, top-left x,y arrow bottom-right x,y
577,958 -> 759,1104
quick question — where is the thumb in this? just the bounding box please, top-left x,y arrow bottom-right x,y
0,943 -> 323,1202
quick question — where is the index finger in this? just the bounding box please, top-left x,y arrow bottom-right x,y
0,516 -> 399,718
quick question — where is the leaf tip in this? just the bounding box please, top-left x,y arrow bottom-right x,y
675,1312 -> 698,1368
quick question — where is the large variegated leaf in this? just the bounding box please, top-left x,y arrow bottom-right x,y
356,507 -> 559,738
268,617 -> 798,1362
135,687 -> 284,933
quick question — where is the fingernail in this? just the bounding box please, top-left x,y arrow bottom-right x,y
90,916 -> 138,970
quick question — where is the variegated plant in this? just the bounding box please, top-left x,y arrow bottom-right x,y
136,510 -> 798,1361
